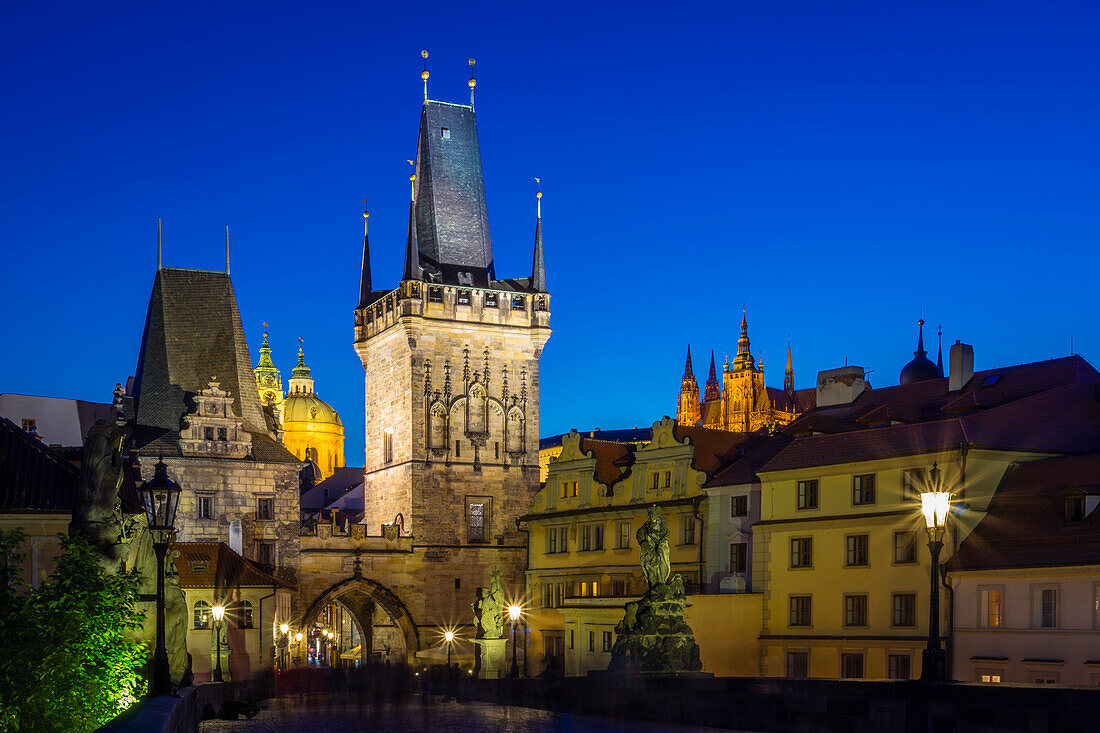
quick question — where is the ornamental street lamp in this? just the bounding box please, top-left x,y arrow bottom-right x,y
919,461 -> 951,682
137,458 -> 182,696
507,604 -> 523,678
444,630 -> 455,667
211,604 -> 226,682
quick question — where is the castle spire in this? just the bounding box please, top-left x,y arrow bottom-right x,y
936,324 -> 944,377
290,336 -> 314,395
224,225 -> 230,275
156,217 -> 162,270
682,344 -> 696,382
402,173 -> 421,281
357,200 -> 372,307
676,344 -> 701,426
531,185 -> 547,293
733,309 -> 755,370
704,350 -> 721,402
784,338 -> 795,396
915,318 -> 927,358
468,58 -> 476,109
420,50 -> 429,102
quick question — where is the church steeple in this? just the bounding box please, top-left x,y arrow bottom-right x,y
704,350 -> 721,402
253,322 -> 284,427
784,338 -> 795,396
732,309 -> 755,371
289,338 -> 314,395
936,324 -> 944,377
357,202 -> 372,307
676,344 -> 701,426
402,174 -> 421,282
531,189 -> 547,293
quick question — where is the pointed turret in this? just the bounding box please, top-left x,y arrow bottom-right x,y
253,323 -> 285,424
531,190 -> 547,293
732,309 -> 755,371
936,325 -> 944,377
676,344 -> 701,426
289,338 -> 314,395
899,318 -> 940,385
704,350 -> 721,402
357,204 -> 372,308
402,175 -> 421,282
784,338 -> 795,396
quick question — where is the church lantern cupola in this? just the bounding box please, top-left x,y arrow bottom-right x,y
899,319 -> 942,385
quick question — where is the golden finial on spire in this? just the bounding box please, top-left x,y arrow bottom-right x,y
408,159 -> 416,201
468,58 -> 477,107
534,177 -> 542,217
421,50 -> 429,101
360,198 -> 369,233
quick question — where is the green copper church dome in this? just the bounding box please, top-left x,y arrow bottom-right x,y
283,392 -> 342,426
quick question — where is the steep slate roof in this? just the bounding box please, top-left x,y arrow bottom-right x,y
131,268 -> 297,463
412,100 -> 494,286
173,542 -> 293,589
949,453 -> 1100,570
0,417 -> 80,512
705,433 -> 794,487
765,355 -> 1100,472
300,467 -> 364,512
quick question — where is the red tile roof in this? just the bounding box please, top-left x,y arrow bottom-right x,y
578,437 -> 635,487
172,542 -> 293,590
673,425 -> 758,476
949,453 -> 1100,570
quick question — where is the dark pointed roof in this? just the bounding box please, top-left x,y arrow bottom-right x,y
402,199 -> 421,281
784,340 -> 795,394
0,416 -> 79,512
900,319 -> 940,385
704,351 -> 721,401
531,210 -> 546,293
732,311 -> 754,370
682,345 -> 696,384
131,268 -> 297,462
173,542 -> 294,590
411,100 -> 494,286
936,326 -> 944,377
357,210 -> 372,308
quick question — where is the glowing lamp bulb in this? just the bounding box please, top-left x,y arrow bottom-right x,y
295,632 -> 303,642
211,605 -> 225,623
280,623 -> 289,635
920,491 -> 951,529
508,604 -> 522,621
444,631 -> 455,643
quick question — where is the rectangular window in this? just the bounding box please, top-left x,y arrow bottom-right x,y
902,468 -> 925,500
570,481 -> 578,497
840,653 -> 864,679
1031,672 -> 1059,684
786,651 -> 809,678
591,580 -> 599,596
797,480 -> 818,510
484,293 -> 498,308
602,631 -> 612,652
580,525 -> 592,551
731,495 -> 748,517
20,418 -> 36,434
511,296 -> 525,311
197,495 -> 213,520
467,501 -> 487,543
681,516 -> 696,545
593,524 -> 604,550
981,587 -> 1003,628
569,630 -> 574,650
428,286 -> 443,303
546,526 -> 567,554
888,654 -> 911,680
650,472 -> 659,490
617,521 -> 631,549
844,595 -> 868,627
588,630 -> 595,652
579,581 -> 588,597
455,440 -> 461,458
612,580 -> 626,596
1034,587 -> 1058,628
256,497 -> 274,521
853,474 -> 876,505
456,289 -> 470,305
383,428 -> 393,464
729,542 -> 747,573
978,671 -> 1002,683
893,531 -> 917,564
256,541 -> 275,566
217,427 -> 227,441
892,593 -> 916,627
494,442 -> 500,459
663,471 -> 671,488
846,535 -> 869,567
1066,496 -> 1086,523
790,537 -> 813,568
561,482 -> 568,499
441,127 -> 450,139
789,596 -> 812,626
204,426 -> 215,441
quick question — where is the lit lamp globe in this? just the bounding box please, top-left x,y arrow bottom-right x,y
211,605 -> 226,683
508,604 -> 522,622
918,461 -> 951,682
280,623 -> 290,635
920,490 -> 950,537
295,632 -> 303,642
444,630 -> 455,643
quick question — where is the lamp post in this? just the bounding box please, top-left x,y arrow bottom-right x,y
137,458 -> 182,696
919,462 -> 951,682
211,604 -> 226,682
507,604 -> 522,678
278,624 -> 290,671
295,632 -> 303,666
444,630 -> 455,667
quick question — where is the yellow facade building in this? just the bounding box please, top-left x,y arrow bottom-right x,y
753,339 -> 1100,680
253,332 -> 345,481
523,417 -> 762,677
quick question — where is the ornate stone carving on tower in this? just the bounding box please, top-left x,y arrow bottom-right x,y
179,378 -> 252,459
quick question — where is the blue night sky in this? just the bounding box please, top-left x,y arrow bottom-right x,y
2,2 -> 1098,464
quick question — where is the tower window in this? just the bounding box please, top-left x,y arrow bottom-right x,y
484,293 -> 498,308
511,297 -> 525,311
441,127 -> 450,139
204,427 -> 215,441
21,419 -> 36,435
383,428 -> 394,464
457,290 -> 470,305
455,440 -> 461,458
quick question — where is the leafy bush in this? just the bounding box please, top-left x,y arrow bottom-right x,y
0,529 -> 147,732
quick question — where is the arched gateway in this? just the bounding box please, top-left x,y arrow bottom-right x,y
298,576 -> 419,665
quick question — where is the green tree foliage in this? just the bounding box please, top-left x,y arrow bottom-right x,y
0,529 -> 147,732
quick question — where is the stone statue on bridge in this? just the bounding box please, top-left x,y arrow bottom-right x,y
472,568 -> 505,639
609,506 -> 702,673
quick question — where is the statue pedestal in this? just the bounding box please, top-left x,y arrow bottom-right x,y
472,638 -> 507,679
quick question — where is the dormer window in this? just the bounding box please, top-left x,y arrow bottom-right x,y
441,127 -> 450,139
1066,496 -> 1086,524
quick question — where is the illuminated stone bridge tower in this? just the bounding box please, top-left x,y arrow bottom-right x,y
295,68 -> 551,658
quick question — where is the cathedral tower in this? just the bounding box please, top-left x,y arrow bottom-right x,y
676,345 -> 700,426
353,87 -> 551,547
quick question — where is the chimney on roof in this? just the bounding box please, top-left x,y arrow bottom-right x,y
816,366 -> 867,407
949,341 -> 974,392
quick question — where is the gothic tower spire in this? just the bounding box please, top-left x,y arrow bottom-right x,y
784,338 -> 795,396
704,350 -> 721,402
402,173 -> 421,281
357,201 -> 372,307
936,324 -> 944,377
733,309 -> 755,371
676,344 -> 701,426
531,187 -> 547,293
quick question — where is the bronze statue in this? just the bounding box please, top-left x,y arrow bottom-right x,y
71,420 -> 130,568
637,505 -> 670,589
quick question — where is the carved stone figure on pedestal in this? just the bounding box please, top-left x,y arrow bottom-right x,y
471,568 -> 507,678
609,506 -> 702,673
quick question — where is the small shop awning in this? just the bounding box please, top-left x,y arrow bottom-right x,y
339,645 -> 361,660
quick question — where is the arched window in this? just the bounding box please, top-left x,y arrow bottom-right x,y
193,600 -> 211,629
506,408 -> 525,453
468,386 -> 487,434
230,600 -> 254,629
429,402 -> 447,449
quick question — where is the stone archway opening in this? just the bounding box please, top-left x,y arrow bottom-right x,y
299,577 -> 419,666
